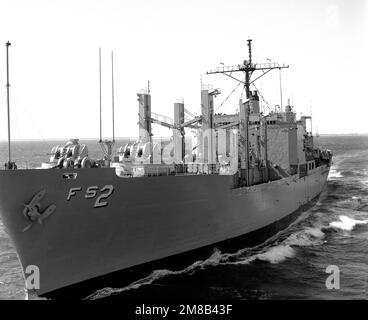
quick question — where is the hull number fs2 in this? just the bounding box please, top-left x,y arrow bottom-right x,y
67,185 -> 114,208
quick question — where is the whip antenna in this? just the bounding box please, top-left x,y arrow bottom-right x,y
5,41 -> 16,169
111,51 -> 115,142
6,42 -> 11,164
99,47 -> 102,142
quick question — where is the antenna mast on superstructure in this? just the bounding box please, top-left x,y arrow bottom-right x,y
310,101 -> 313,135
206,41 -> 289,96
206,39 -> 289,186
279,68 -> 283,112
244,39 -> 252,185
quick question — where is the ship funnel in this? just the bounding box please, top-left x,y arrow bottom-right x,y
250,90 -> 260,114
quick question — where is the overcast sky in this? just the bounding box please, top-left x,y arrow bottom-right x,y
0,0 -> 367,140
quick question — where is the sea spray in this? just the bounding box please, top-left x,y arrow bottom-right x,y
329,215 -> 368,232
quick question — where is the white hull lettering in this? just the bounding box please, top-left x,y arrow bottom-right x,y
85,186 -> 98,199
67,187 -> 82,201
94,185 -> 114,208
67,185 -> 114,208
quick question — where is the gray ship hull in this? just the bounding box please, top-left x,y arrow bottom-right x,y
0,165 -> 330,297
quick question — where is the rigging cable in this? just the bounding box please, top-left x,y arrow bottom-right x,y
12,89 -> 49,147
251,83 -> 271,112
215,82 -> 242,113
10,91 -> 22,140
0,89 -> 6,139
236,85 -> 245,113
184,108 -> 196,119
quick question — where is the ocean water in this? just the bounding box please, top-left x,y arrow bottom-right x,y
0,136 -> 368,300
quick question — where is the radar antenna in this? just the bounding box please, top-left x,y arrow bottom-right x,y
206,39 -> 289,99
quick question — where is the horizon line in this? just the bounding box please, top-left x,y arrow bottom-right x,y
0,133 -> 366,142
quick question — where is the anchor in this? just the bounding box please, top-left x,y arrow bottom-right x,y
22,189 -> 56,232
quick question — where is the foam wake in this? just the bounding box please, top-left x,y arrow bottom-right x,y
223,226 -> 325,266
328,215 -> 368,232
86,212 -> 326,299
284,227 -> 325,246
85,249 -> 225,300
223,244 -> 296,265
253,245 -> 295,264
85,242 -> 298,300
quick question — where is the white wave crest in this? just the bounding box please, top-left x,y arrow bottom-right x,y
222,244 -> 296,266
249,245 -> 295,264
284,227 -> 325,247
329,215 -> 368,231
229,225 -> 326,266
328,168 -> 342,179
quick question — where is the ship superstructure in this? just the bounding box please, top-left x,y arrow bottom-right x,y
0,40 -> 332,298
43,40 -> 330,187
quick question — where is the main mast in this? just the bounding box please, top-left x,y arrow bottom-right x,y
206,39 -> 288,186
244,39 -> 254,185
